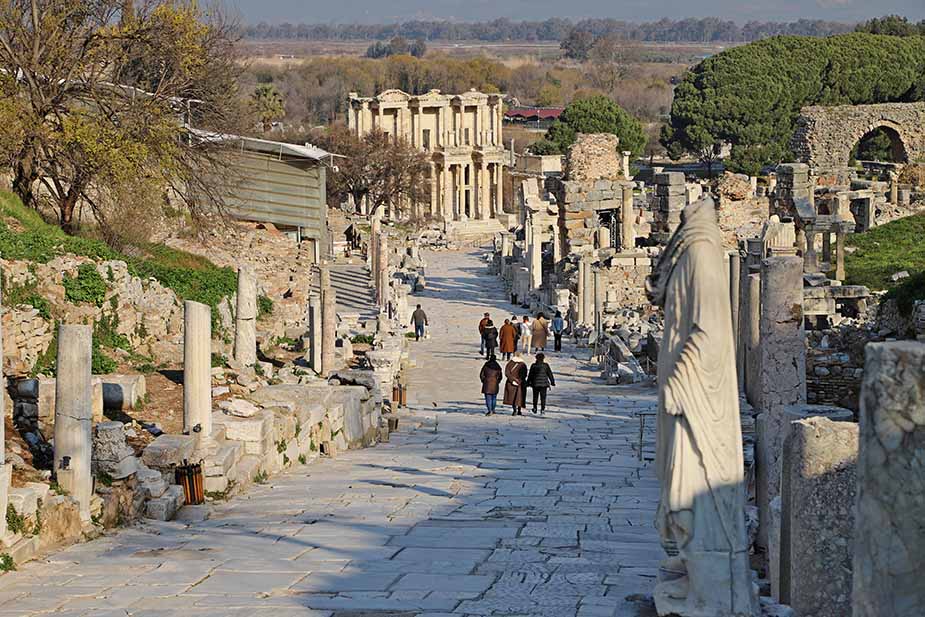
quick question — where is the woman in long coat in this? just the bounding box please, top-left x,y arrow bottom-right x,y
531,313 -> 549,351
499,319 -> 518,360
480,356 -> 503,416
503,353 -> 528,416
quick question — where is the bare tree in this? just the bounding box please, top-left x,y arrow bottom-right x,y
311,126 -> 429,219
0,0 -> 247,233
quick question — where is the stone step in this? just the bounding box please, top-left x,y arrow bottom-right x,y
7,534 -> 40,564
204,441 -> 243,477
144,485 -> 185,522
230,455 -> 262,489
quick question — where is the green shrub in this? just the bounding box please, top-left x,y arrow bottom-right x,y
351,334 -> 375,345
63,264 -> 107,306
257,295 -> 274,318
2,272 -> 52,320
6,504 -> 27,535
0,554 -> 14,572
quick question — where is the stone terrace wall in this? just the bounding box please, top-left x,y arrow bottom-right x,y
601,253 -> 655,310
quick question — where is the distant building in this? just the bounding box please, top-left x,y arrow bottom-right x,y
347,89 -> 505,222
504,107 -> 564,130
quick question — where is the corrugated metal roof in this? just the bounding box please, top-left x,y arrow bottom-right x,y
190,128 -> 339,161
505,107 -> 564,120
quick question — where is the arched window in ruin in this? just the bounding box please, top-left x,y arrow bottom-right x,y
849,126 -> 908,166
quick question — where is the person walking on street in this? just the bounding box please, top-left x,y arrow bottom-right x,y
411,304 -> 428,341
499,319 -> 517,360
551,310 -> 565,352
478,312 -> 490,356
480,355 -> 503,416
511,315 -> 521,352
503,353 -> 528,416
520,316 -> 533,354
482,319 -> 499,360
532,313 -> 549,352
527,352 -> 556,415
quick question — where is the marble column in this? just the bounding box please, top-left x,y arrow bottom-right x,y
621,151 -> 631,179
593,267 -> 603,338
529,219 -> 542,291
757,255 -> 806,593
495,164 -> 503,216
442,164 -> 453,222
744,271 -> 762,407
320,264 -> 337,377
577,259 -> 587,325
370,213 -> 381,284
307,293 -> 322,372
0,280 -> 8,539
582,257 -> 593,327
803,224 -> 818,273
889,172 -> 899,206
233,266 -> 257,367
54,324 -> 93,522
621,185 -> 635,252
853,341 -> 925,617
183,301 -> 212,441
429,163 -> 437,218
480,162 -> 490,220
728,252 -> 740,381
835,230 -> 846,281
378,231 -> 389,310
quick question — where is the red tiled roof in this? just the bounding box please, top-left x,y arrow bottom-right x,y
505,107 -> 564,120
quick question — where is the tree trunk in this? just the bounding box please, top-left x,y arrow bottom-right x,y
59,190 -> 80,234
12,146 -> 37,208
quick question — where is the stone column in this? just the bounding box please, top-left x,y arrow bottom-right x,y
889,171 -> 899,206
307,293 -> 322,372
442,164 -> 453,222
621,151 -> 631,179
378,231 -> 389,310
495,164 -> 503,215
621,185 -> 635,252
320,264 -> 337,377
780,417 -> 858,617
480,162 -> 490,220
821,231 -> 832,268
803,223 -> 818,273
582,257 -> 593,327
552,222 -> 561,263
835,230 -> 846,281
577,259 -> 587,325
757,255 -> 806,590
728,252 -> 740,379
54,324 -> 93,522
854,341 -> 925,617
429,163 -> 437,218
370,213 -> 381,284
529,220 -> 542,291
743,272 -> 761,405
593,267 -> 603,338
233,266 -> 257,367
183,301 -> 212,441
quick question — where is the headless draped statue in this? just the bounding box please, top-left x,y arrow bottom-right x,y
647,196 -> 758,617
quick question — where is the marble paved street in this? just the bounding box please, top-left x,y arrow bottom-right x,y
0,249 -> 661,617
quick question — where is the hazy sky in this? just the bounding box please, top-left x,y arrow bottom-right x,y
226,0 -> 925,25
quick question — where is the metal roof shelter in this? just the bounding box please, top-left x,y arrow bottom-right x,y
193,130 -> 338,255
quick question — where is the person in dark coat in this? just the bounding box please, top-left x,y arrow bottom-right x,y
527,352 -> 556,415
482,319 -> 498,359
503,353 -> 528,416
480,355 -> 503,416
499,319 -> 517,360
478,312 -> 490,356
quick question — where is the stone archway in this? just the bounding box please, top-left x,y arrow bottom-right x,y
791,102 -> 925,176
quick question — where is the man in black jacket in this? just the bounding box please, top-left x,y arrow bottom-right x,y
527,353 -> 556,414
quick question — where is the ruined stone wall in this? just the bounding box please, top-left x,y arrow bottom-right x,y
791,103 -> 925,174
600,254 -> 655,310
552,179 -> 628,255
564,134 -> 623,181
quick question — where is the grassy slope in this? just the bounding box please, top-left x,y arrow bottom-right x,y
0,190 -> 237,318
845,213 -> 925,314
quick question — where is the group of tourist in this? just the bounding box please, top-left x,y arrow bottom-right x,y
478,311 -> 563,416
478,310 -> 566,360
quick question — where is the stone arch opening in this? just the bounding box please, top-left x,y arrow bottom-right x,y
849,124 -> 909,166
